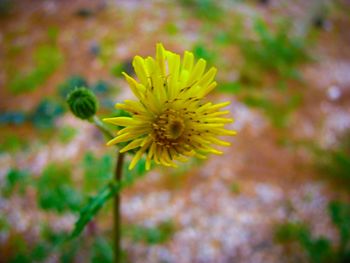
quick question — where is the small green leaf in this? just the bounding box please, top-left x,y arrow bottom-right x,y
70,156 -> 151,239
70,182 -> 121,239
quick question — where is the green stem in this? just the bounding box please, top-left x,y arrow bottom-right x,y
91,115 -> 125,262
91,115 -> 115,139
114,151 -> 125,263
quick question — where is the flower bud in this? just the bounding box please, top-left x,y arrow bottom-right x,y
67,87 -> 98,120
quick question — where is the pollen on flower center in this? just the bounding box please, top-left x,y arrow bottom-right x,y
167,118 -> 184,139
152,108 -> 185,144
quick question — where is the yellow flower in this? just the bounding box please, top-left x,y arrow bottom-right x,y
103,43 -> 236,170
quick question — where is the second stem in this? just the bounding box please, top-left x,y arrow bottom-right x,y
114,151 -> 125,263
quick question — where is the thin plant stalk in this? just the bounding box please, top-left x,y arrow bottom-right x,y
91,115 -> 125,263
114,152 -> 125,263
91,115 -> 115,139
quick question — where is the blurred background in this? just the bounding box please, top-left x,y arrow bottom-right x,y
1,0 -> 350,262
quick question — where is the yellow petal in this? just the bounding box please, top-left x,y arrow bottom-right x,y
133,56 -> 149,86
167,53 -> 181,99
103,117 -> 137,126
203,136 -> 231,146
195,152 -> 207,159
122,73 -> 144,99
197,145 -> 223,155
210,128 -> 237,136
156,43 -> 166,76
208,101 -> 231,111
128,137 -> 152,170
197,67 -> 217,88
116,100 -> 146,115
119,138 -> 145,153
187,58 -> 206,86
204,110 -> 230,117
182,51 -> 194,73
202,117 -> 234,124
196,81 -> 217,98
106,133 -> 136,146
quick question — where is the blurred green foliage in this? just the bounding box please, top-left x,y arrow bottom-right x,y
31,227 -> 113,263
213,18 -> 309,128
4,225 -> 89,263
92,80 -> 111,95
230,182 -> 241,194
1,169 -> 30,197
192,43 -> 216,65
47,26 -> 60,42
0,134 -> 28,153
57,126 -> 78,144
217,82 -> 241,94
179,0 -> 223,21
82,152 -> 113,193
98,35 -> 117,65
37,163 -> 83,213
280,131 -> 350,262
110,60 -> 134,77
91,236 -> 114,263
275,201 -> 350,263
122,157 -> 148,185
31,98 -> 65,129
58,75 -> 89,99
41,227 -> 80,263
330,201 -> 350,258
317,131 -> 350,189
0,214 -> 10,232
7,235 -> 33,263
0,98 -> 64,134
214,31 -> 232,45
165,22 -> 179,35
9,45 -> 63,94
123,221 -> 175,245
275,221 -> 309,243
243,92 -> 302,128
235,19 -> 309,80
0,111 -> 26,125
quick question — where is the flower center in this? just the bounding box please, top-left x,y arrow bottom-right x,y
166,118 -> 184,139
153,109 -> 185,144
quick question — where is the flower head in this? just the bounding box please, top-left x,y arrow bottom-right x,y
104,44 -> 236,170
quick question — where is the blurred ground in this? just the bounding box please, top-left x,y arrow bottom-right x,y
1,0 -> 350,263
